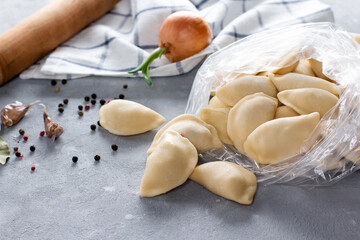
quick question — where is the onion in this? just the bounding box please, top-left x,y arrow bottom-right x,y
129,11 -> 212,86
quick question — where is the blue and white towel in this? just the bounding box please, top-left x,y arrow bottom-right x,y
20,0 -> 333,80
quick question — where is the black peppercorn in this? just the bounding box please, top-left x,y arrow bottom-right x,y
111,144 -> 118,151
90,124 -> 96,131
78,105 -> 83,110
91,99 -> 96,105
123,84 -> 128,89
58,107 -> 64,113
72,156 -> 78,163
119,94 -> 125,99
100,99 -> 106,105
84,96 -> 90,102
15,152 -> 21,157
58,103 -> 64,108
78,111 -> 84,116
51,80 -> 57,86
94,155 -> 100,161
30,145 -> 36,152
97,121 -> 101,127
91,93 -> 97,99
63,98 -> 69,104
61,79 -> 67,85
19,129 -> 25,135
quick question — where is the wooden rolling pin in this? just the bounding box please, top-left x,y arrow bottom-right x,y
0,0 -> 120,85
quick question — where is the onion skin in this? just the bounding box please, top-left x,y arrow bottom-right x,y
159,11 -> 212,62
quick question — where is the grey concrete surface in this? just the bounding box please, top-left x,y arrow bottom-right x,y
0,1 -> 359,240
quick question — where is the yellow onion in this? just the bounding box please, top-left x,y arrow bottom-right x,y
159,11 -> 212,62
129,11 -> 212,86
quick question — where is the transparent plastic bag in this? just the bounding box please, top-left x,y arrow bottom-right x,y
185,23 -> 360,186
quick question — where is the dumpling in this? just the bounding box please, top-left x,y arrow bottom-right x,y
200,107 -> 232,145
275,106 -> 299,118
277,88 -> 339,117
216,76 -> 277,106
190,161 -> 257,205
293,59 -> 315,76
344,148 -> 360,166
227,93 -> 278,153
269,72 -> 339,95
308,58 -> 332,81
301,119 -> 337,152
208,96 -> 230,108
244,112 -> 320,165
313,153 -> 346,171
99,100 -> 166,136
140,130 -> 198,197
271,54 -> 299,75
354,34 -> 360,44
147,114 -> 222,154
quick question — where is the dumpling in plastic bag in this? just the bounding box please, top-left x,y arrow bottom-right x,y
269,72 -> 339,95
293,59 -> 315,76
278,88 -> 339,117
140,130 -> 198,197
312,152 -> 346,171
275,106 -> 299,118
343,148 -> 360,166
353,34 -> 360,44
244,112 -> 320,165
99,100 -> 165,136
208,96 -> 230,108
200,107 -> 232,145
270,53 -> 299,75
216,76 -> 277,106
228,93 -> 278,153
147,114 -> 222,154
308,58 -> 332,81
190,161 -> 257,205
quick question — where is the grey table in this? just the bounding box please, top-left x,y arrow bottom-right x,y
0,1 -> 359,239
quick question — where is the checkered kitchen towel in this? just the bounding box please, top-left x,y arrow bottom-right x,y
20,0 -> 333,80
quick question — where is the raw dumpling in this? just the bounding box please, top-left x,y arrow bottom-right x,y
208,96 -> 230,108
140,130 -> 198,197
271,54 -> 299,75
354,34 -> 360,44
244,112 -> 320,165
308,58 -> 332,81
200,107 -> 232,145
293,59 -> 315,76
99,100 -> 166,136
275,106 -> 299,118
269,73 -> 339,95
278,88 -> 339,117
190,161 -> 257,205
216,76 -> 277,106
227,93 -> 278,153
147,114 -> 222,154
344,147 -> 360,166
313,153 -> 346,171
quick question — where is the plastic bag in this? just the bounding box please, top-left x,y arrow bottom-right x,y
185,23 -> 360,186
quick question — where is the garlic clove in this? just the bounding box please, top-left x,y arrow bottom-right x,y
40,104 -> 64,140
1,100 -> 39,127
